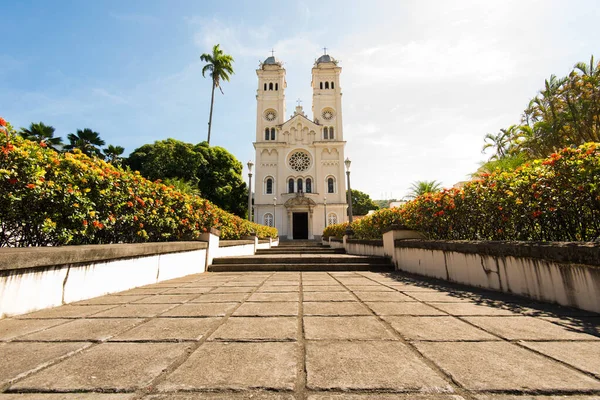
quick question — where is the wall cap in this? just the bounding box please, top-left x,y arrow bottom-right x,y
219,240 -> 255,247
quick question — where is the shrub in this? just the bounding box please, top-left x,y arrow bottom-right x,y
0,126 -> 277,246
322,222 -> 348,239
325,143 -> 600,242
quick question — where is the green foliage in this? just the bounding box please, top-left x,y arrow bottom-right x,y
476,153 -> 528,175
19,122 -> 63,151
347,189 -> 379,216
322,222 -> 348,239
0,126 -> 276,247
406,180 -> 442,199
103,145 -> 125,165
483,56 -> 600,160
64,128 -> 105,158
325,144 -> 600,241
125,139 -> 247,217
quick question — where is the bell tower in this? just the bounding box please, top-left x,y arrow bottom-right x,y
256,54 -> 286,143
311,50 -> 343,141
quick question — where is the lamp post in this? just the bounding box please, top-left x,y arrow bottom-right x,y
344,157 -> 354,236
273,197 -> 277,229
323,196 -> 327,228
247,161 -> 254,221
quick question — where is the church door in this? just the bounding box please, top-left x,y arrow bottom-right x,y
292,212 -> 309,239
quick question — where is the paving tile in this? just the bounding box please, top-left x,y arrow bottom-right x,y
306,341 -> 451,391
133,294 -> 199,304
0,342 -> 90,385
464,316 -> 600,341
415,341 -> 600,391
352,291 -> 414,302
257,285 -> 300,292
303,292 -> 355,301
0,394 -> 136,399
114,287 -> 170,296
111,317 -> 220,341
304,316 -> 396,340
17,318 -> 143,341
474,395 -> 600,400
233,302 -> 298,316
428,302 -> 523,316
308,395 -> 466,400
366,302 -> 446,316
223,282 -> 266,287
212,286 -> 256,293
303,302 -> 371,316
12,343 -> 188,391
246,292 -> 299,302
74,295 -> 149,305
210,317 -> 297,341
302,285 -> 347,292
190,293 -> 248,302
159,342 -> 297,390
0,318 -> 70,341
404,291 -> 476,302
16,305 -> 116,319
160,286 -> 216,294
161,302 -> 238,317
345,285 -> 395,292
540,316 -> 600,337
301,280 -> 339,286
521,341 -> 600,377
144,393 -> 295,400
91,303 -> 176,318
383,316 -> 498,341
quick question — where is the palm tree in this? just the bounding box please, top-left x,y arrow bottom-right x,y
64,128 -> 105,157
200,44 -> 234,145
482,125 -> 518,160
19,122 -> 63,150
103,145 -> 125,164
406,180 -> 443,199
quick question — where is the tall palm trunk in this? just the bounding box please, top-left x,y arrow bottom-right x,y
207,79 -> 216,145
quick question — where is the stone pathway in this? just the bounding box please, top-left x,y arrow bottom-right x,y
1,271 -> 599,399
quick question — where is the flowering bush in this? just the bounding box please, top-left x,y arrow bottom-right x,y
322,222 -> 349,239
325,143 -> 600,241
0,121 -> 277,246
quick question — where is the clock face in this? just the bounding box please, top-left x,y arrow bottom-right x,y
322,108 -> 335,120
264,109 -> 277,121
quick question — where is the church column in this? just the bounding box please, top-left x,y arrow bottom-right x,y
308,207 -> 314,239
287,210 -> 293,239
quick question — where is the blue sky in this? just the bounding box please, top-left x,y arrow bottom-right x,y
2,0 -> 599,199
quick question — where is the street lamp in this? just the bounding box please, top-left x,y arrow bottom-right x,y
323,196 -> 327,228
273,197 -> 277,229
344,157 -> 354,236
247,161 -> 254,221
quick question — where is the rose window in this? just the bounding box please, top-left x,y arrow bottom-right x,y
288,151 -> 311,172
264,109 -> 277,121
321,108 -> 335,120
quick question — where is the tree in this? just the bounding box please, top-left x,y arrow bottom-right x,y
346,189 -> 380,216
200,44 -> 235,145
125,139 -> 247,216
482,125 -> 518,160
103,145 -> 125,165
64,128 -> 105,157
19,122 -> 63,151
406,180 -> 442,199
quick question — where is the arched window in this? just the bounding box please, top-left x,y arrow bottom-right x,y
297,178 -> 303,193
275,83 -> 278,90
264,83 -> 267,91
270,128 -> 276,141
288,178 -> 294,193
325,81 -> 329,89
320,82 -> 323,89
328,213 -> 338,226
264,213 -> 273,227
306,178 -> 312,193
331,82 -> 335,89
323,127 -> 328,140
329,127 -> 334,139
269,82 -> 273,90
327,177 -> 335,193
265,128 -> 270,140
265,178 -> 273,194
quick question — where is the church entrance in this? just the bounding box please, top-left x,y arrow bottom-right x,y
292,212 -> 309,239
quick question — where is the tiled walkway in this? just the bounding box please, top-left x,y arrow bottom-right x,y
1,271 -> 599,399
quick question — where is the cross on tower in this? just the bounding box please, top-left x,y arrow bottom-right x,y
296,98 -> 303,107
323,47 -> 328,55
270,48 -> 275,57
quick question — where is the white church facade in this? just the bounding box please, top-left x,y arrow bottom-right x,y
252,52 -> 348,240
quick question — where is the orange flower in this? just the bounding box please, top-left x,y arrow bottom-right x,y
0,117 -> 6,127
127,201 -> 134,207
26,183 -> 36,189
83,220 -> 88,226
39,141 -> 47,148
531,210 -> 542,218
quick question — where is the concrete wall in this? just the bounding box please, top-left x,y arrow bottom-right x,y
345,239 -> 385,257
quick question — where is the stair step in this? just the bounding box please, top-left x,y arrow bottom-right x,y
212,256 -> 391,265
256,249 -> 344,254
208,263 -> 395,272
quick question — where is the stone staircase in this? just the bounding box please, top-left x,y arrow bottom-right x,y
209,240 -> 394,272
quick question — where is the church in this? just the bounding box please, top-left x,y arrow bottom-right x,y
252,52 -> 348,240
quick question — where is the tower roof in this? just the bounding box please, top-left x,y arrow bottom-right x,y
262,55 -> 282,68
316,54 -> 337,64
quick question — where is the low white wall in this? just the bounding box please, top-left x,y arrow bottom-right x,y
329,239 -> 344,249
394,244 -> 600,314
215,242 -> 256,258
0,247 -> 207,318
345,241 -> 385,257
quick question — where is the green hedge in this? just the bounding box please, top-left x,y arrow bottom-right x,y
0,130 -> 277,246
325,143 -> 600,241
